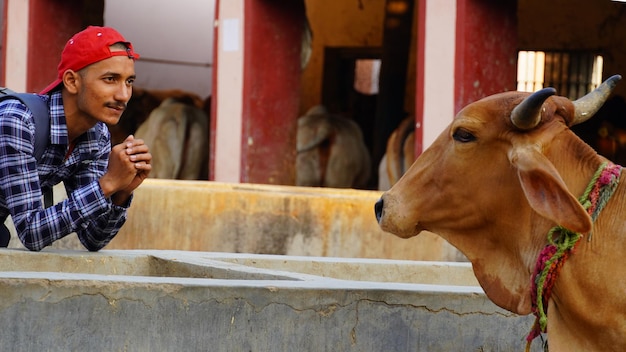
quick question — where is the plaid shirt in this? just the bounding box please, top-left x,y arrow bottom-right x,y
0,91 -> 130,251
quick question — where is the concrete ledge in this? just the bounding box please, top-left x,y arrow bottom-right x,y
105,180 -> 466,261
0,249 -> 540,351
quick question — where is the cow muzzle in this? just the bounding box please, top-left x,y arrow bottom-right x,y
375,193 -> 423,239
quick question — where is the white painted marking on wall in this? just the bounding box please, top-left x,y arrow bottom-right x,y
222,19 -> 240,52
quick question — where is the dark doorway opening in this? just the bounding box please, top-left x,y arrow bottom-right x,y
321,46 -> 382,189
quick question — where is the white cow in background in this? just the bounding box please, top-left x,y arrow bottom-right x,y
296,105 -> 371,189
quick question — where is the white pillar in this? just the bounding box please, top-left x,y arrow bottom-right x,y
4,0 -> 29,91
213,0 -> 245,183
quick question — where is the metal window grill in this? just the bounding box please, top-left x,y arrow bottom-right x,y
517,51 -> 603,99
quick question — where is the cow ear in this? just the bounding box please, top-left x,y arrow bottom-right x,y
509,147 -> 592,233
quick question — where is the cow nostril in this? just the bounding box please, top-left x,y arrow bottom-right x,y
374,197 -> 384,223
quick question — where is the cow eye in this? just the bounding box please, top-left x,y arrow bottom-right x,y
453,128 -> 476,143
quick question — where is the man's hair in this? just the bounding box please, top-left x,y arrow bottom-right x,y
110,42 -> 130,52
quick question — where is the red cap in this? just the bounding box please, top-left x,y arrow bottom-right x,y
40,26 -> 140,94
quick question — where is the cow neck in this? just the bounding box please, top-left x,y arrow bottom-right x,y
525,161 -> 622,351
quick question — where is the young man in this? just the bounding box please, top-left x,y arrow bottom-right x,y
0,26 -> 152,251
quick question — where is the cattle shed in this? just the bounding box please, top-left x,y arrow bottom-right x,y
209,0 -> 518,187
2,0 -> 626,187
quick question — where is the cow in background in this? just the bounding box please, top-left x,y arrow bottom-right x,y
135,97 -> 209,180
109,87 -> 207,146
296,105 -> 371,188
378,117 -> 415,190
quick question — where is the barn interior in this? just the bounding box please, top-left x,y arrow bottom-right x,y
300,0 -> 626,188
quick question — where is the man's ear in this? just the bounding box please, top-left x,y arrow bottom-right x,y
509,146 -> 592,233
61,70 -> 79,94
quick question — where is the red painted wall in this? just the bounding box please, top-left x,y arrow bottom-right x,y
241,0 -> 305,185
27,0 -> 84,93
414,0 -> 426,157
454,0 -> 517,112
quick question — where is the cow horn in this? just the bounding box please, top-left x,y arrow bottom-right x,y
571,74 -> 622,126
510,87 -> 556,130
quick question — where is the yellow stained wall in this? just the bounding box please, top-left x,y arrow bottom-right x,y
300,0 -> 386,115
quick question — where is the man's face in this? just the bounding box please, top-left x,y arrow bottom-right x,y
76,53 -> 136,126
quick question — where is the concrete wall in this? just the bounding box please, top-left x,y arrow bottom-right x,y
104,0 -> 214,99
0,249 -> 540,352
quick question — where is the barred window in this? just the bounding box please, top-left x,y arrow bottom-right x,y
517,50 -> 604,99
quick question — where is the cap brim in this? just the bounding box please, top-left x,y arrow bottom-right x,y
39,79 -> 62,95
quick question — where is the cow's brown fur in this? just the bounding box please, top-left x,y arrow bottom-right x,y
377,77 -> 626,351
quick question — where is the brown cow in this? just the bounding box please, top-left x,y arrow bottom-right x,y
378,117 -> 415,190
296,105 -> 371,188
375,75 -> 625,351
135,97 -> 209,180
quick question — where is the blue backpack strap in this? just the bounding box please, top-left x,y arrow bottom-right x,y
0,93 -> 53,207
1,93 -> 51,162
